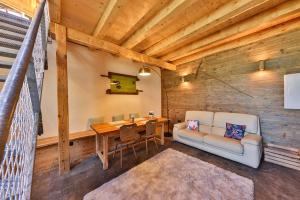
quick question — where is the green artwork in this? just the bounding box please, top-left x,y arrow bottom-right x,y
106,72 -> 139,95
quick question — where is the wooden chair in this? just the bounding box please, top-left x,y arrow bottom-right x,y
112,114 -> 125,122
129,113 -> 140,119
141,119 -> 159,154
113,123 -> 140,168
87,116 -> 104,130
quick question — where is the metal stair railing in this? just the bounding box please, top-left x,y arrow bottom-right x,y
0,0 -> 49,199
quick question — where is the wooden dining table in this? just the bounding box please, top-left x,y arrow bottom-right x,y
91,117 -> 168,170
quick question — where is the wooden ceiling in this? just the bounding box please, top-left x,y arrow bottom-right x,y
2,0 -> 300,70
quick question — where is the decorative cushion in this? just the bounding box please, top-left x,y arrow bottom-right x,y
224,123 -> 246,140
187,120 -> 200,131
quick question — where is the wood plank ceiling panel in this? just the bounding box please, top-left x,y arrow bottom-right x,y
60,0 -> 109,35
163,0 -> 300,62
0,0 -> 35,16
131,0 -> 231,52
146,0 -> 285,57
102,0 -> 171,44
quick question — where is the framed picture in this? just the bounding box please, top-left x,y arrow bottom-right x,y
103,72 -> 141,95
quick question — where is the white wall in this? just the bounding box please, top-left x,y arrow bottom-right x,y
40,42 -> 161,138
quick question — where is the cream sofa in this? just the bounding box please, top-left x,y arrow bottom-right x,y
173,111 -> 262,168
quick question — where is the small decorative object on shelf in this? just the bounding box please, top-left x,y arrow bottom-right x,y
264,143 -> 300,171
148,111 -> 155,119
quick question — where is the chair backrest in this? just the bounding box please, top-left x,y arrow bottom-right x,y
119,123 -> 139,142
112,114 -> 125,122
145,119 -> 157,136
129,113 -> 140,119
87,116 -> 104,130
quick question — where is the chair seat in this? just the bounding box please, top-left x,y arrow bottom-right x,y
138,130 -> 146,135
115,135 -> 140,144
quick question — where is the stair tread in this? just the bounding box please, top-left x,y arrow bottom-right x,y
0,60 -> 13,68
0,47 -> 18,53
0,11 -> 30,29
0,75 -> 7,82
0,21 -> 27,34
0,29 -> 25,41
0,11 -> 30,23
0,37 -> 22,49
0,16 -> 29,30
0,47 -> 18,58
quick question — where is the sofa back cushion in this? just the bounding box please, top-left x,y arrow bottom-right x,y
212,112 -> 260,136
185,111 -> 214,125
185,111 -> 214,134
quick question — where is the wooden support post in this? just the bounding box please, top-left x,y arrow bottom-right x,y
55,24 -> 70,175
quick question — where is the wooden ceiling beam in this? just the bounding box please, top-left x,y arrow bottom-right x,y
172,18 -> 300,66
122,0 -> 191,49
51,0 -> 61,23
93,0 -> 127,39
163,0 -> 300,61
64,27 -> 176,71
144,0 -> 261,56
0,0 -> 35,16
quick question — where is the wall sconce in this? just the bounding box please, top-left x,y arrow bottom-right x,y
259,60 -> 265,71
181,76 -> 186,83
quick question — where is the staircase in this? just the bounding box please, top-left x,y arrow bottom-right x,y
0,1 -> 49,198
0,10 -> 30,91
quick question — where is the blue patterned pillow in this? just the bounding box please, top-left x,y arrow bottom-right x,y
187,120 -> 200,131
224,123 -> 246,140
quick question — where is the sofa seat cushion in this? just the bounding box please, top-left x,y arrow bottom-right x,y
177,129 -> 207,143
203,134 -> 244,155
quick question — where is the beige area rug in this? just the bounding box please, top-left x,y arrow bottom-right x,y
84,149 -> 254,200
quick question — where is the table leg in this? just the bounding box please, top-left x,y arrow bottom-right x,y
160,122 -> 165,145
102,135 -> 109,170
96,134 -> 99,153
95,134 -> 109,170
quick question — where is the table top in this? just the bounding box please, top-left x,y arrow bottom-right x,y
91,117 -> 168,135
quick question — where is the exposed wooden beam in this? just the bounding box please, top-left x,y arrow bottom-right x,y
31,0 -> 37,10
66,27 -> 176,70
51,0 -> 61,23
173,18 -> 300,65
0,0 -> 35,16
55,23 -> 70,175
117,0 -> 170,45
122,0 -> 191,49
145,0 -> 285,57
93,0 -> 127,38
163,0 -> 300,61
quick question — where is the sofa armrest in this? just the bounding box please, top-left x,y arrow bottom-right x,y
241,134 -> 262,146
173,122 -> 186,130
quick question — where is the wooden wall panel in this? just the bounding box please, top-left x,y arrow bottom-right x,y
33,136 -> 96,175
162,29 -> 300,148
33,126 -> 163,175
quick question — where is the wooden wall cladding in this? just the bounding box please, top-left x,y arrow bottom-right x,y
33,127 -> 163,175
162,29 -> 300,148
34,136 -> 96,175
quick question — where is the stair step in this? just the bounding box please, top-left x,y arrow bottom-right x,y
0,29 -> 25,42
0,21 -> 27,35
0,60 -> 13,69
0,11 -> 30,29
0,47 -> 18,58
0,37 -> 22,49
0,10 -> 30,24
0,75 -> 7,82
